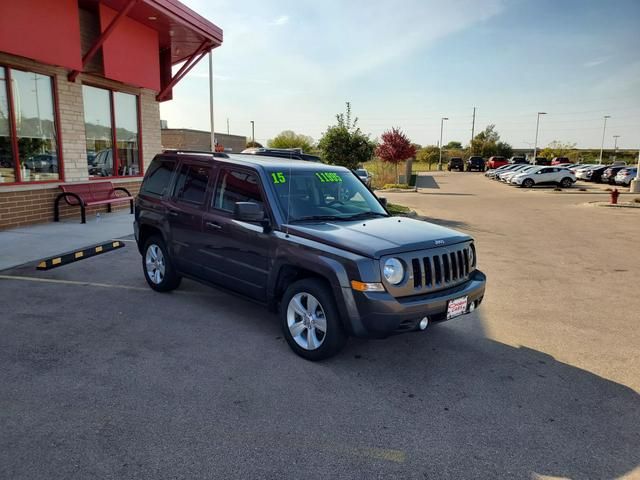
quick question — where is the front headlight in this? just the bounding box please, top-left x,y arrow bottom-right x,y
383,258 -> 405,285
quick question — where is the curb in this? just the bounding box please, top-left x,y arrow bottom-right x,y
37,240 -> 125,271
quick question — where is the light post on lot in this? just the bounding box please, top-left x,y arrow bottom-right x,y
631,145 -> 640,193
613,135 -> 620,160
439,117 -> 448,171
250,121 -> 255,145
532,112 -> 547,163
599,115 -> 610,164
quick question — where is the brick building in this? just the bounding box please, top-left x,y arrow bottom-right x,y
161,127 -> 247,153
0,0 -> 222,229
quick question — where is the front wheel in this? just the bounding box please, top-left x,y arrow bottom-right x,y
142,235 -> 181,292
522,179 -> 534,188
281,278 -> 347,361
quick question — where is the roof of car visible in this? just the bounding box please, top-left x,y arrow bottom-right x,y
161,150 -> 340,171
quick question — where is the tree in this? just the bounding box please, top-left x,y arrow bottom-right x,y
539,140 -> 578,160
317,102 -> 376,170
416,145 -> 440,170
376,127 -> 417,183
470,125 -> 512,158
445,140 -> 463,149
245,140 -> 263,148
267,130 -> 314,152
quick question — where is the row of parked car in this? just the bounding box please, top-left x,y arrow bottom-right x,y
448,155 -> 572,173
485,163 -> 577,188
572,163 -> 637,186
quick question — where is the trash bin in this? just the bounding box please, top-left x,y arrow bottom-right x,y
409,174 -> 417,187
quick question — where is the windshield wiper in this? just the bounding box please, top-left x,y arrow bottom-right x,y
342,212 -> 389,221
289,215 -> 345,223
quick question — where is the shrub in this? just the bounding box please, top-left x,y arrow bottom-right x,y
383,183 -> 412,190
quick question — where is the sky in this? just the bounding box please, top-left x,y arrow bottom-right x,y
159,0 -> 640,150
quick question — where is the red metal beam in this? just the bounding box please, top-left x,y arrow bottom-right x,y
68,0 -> 138,82
156,40 -> 211,101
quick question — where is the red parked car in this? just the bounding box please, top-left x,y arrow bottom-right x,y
487,156 -> 508,169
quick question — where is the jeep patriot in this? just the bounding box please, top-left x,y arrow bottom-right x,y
135,150 -> 486,360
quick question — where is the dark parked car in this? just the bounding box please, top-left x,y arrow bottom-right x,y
532,157 -> 551,166
135,150 -> 486,360
241,147 -> 321,162
509,156 -> 528,164
354,168 -> 372,187
601,165 -> 627,184
24,153 -> 58,173
466,156 -> 485,172
447,157 -> 464,171
585,165 -> 608,183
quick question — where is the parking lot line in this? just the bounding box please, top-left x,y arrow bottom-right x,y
0,274 -> 151,292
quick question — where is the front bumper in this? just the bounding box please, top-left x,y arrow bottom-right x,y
349,270 -> 486,338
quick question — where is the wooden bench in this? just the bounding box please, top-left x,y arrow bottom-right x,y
54,182 -> 134,224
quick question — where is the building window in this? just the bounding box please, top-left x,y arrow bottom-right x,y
0,66 -> 61,184
83,85 -> 142,178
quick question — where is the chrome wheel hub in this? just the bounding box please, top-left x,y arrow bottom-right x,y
287,292 -> 327,351
145,244 -> 166,285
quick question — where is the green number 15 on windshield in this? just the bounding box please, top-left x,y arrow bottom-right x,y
271,172 -> 286,184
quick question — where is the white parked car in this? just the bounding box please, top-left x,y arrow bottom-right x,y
500,165 -> 542,182
486,164 -> 520,179
575,165 -> 601,180
615,167 -> 638,186
511,167 -> 576,188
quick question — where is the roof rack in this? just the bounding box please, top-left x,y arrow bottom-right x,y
162,149 -> 229,158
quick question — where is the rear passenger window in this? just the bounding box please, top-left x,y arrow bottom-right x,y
140,158 -> 176,196
173,164 -> 210,205
213,169 -> 264,212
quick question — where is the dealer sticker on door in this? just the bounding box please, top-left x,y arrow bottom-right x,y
447,296 -> 468,319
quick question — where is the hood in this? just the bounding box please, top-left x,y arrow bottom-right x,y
284,216 -> 471,259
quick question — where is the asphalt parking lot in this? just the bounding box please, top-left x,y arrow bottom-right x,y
1,173 -> 639,479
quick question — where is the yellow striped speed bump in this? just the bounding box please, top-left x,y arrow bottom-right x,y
37,241 -> 125,271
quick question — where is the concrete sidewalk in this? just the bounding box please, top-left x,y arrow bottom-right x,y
0,211 -> 134,270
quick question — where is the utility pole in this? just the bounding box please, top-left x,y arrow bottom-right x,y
439,117 -> 448,171
613,135 -> 620,153
470,107 -> 476,145
208,51 -> 215,151
250,121 -> 255,144
599,115 -> 610,164
227,118 -> 230,135
532,112 -> 547,162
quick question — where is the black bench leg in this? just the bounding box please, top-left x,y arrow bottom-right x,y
54,197 -> 61,222
81,204 -> 86,224
107,203 -> 112,213
129,199 -> 133,214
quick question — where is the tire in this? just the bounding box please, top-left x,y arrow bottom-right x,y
522,179 -> 534,188
281,278 -> 347,361
142,235 -> 181,292
560,177 -> 573,188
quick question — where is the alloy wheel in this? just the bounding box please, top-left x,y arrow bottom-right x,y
287,292 -> 327,350
145,244 -> 166,285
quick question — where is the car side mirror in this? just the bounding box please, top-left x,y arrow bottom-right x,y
234,202 -> 265,222
378,197 -> 388,208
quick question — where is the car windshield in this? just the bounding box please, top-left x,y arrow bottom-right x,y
267,168 -> 388,223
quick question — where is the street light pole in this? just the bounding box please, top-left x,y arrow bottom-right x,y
532,112 -> 546,163
439,117 -> 448,171
250,121 -> 255,145
599,115 -> 610,164
208,51 -> 215,151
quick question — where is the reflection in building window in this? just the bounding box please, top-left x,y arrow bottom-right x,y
82,85 -> 141,178
0,67 -> 14,183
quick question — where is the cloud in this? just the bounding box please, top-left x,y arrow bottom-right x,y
584,57 -> 609,68
270,15 -> 289,26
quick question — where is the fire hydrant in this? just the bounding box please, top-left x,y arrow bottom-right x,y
610,188 -> 620,205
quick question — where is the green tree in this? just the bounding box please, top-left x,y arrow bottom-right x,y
267,130 -> 314,152
317,102 -> 376,170
539,140 -> 578,160
245,140 -> 263,148
470,125 -> 512,158
416,145 -> 440,170
445,140 -> 463,149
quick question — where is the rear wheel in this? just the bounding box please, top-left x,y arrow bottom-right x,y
560,177 -> 573,188
281,278 -> 347,361
522,178 -> 534,188
142,235 -> 181,292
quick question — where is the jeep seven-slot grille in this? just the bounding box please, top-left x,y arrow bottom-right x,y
410,246 -> 472,290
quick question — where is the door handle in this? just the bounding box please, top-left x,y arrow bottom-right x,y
206,221 -> 222,230
168,209 -> 179,217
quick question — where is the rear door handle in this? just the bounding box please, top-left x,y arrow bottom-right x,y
206,221 -> 222,230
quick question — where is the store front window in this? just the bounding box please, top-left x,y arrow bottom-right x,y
83,85 -> 141,178
0,66 -> 60,184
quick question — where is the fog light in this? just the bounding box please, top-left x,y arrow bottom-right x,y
469,301 -> 476,313
419,317 -> 429,330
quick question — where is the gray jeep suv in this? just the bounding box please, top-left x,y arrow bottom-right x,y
135,150 -> 486,360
